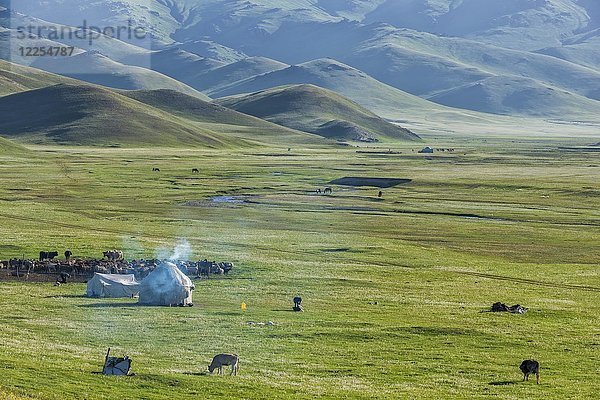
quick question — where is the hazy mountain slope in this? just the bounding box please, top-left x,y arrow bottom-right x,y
344,26 -> 600,101
0,84 -> 232,147
177,40 -> 247,63
1,9 -> 147,61
30,51 -> 211,100
211,58 -> 452,119
8,0 -> 179,47
536,29 -> 600,71
217,84 -> 420,142
428,76 -> 600,119
0,28 -> 85,66
0,59 -> 80,96
121,48 -> 224,86
365,0 -> 595,51
344,38 -> 492,96
197,57 -> 289,95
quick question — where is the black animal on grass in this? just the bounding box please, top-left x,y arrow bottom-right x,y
58,271 -> 71,284
192,168 -> 199,173
39,251 -> 58,261
152,167 -> 160,172
324,187 -> 333,195
64,250 -> 73,260
293,296 -> 303,312
520,360 -> 540,384
378,191 -> 383,198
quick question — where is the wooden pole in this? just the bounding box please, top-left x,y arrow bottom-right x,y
103,348 -> 111,373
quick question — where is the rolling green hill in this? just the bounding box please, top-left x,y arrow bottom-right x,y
217,84 -> 420,142
0,135 -> 27,154
0,83 -> 242,147
0,61 -> 330,147
122,88 -> 324,142
0,59 -> 80,97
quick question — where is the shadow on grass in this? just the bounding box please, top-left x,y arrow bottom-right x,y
489,381 -> 519,386
44,294 -> 87,299
79,302 -> 139,308
183,371 -> 209,376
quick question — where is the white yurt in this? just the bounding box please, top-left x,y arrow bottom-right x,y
138,262 -> 194,306
86,273 -> 140,298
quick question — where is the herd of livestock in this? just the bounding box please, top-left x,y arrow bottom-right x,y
0,249 -> 234,280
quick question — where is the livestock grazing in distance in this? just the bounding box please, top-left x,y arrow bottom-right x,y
324,187 -> 333,195
192,168 -> 199,173
64,250 -> 73,261
39,251 -> 58,261
520,360 -> 540,384
208,354 -> 240,376
152,167 -> 160,172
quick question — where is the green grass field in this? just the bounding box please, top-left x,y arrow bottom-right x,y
0,136 -> 598,399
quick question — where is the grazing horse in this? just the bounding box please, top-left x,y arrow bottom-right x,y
152,167 -> 160,172
208,354 -> 240,376
192,168 -> 199,173
324,187 -> 333,195
520,360 -> 540,384
39,251 -> 58,261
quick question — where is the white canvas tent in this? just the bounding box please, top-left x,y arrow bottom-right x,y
86,273 -> 140,298
138,262 -> 194,306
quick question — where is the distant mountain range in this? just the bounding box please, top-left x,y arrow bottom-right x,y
0,0 -> 599,146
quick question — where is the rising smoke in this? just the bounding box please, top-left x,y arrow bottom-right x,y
155,239 -> 192,261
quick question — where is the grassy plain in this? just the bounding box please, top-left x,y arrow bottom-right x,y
0,136 -> 598,399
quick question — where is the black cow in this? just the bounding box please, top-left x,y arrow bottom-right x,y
520,360 -> 540,384
152,168 -> 160,172
378,191 -> 383,198
64,250 -> 73,260
192,168 -> 199,173
39,251 -> 58,261
324,187 -> 333,195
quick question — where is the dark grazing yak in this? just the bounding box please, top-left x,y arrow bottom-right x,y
520,360 -> 540,384
39,251 -> 58,261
